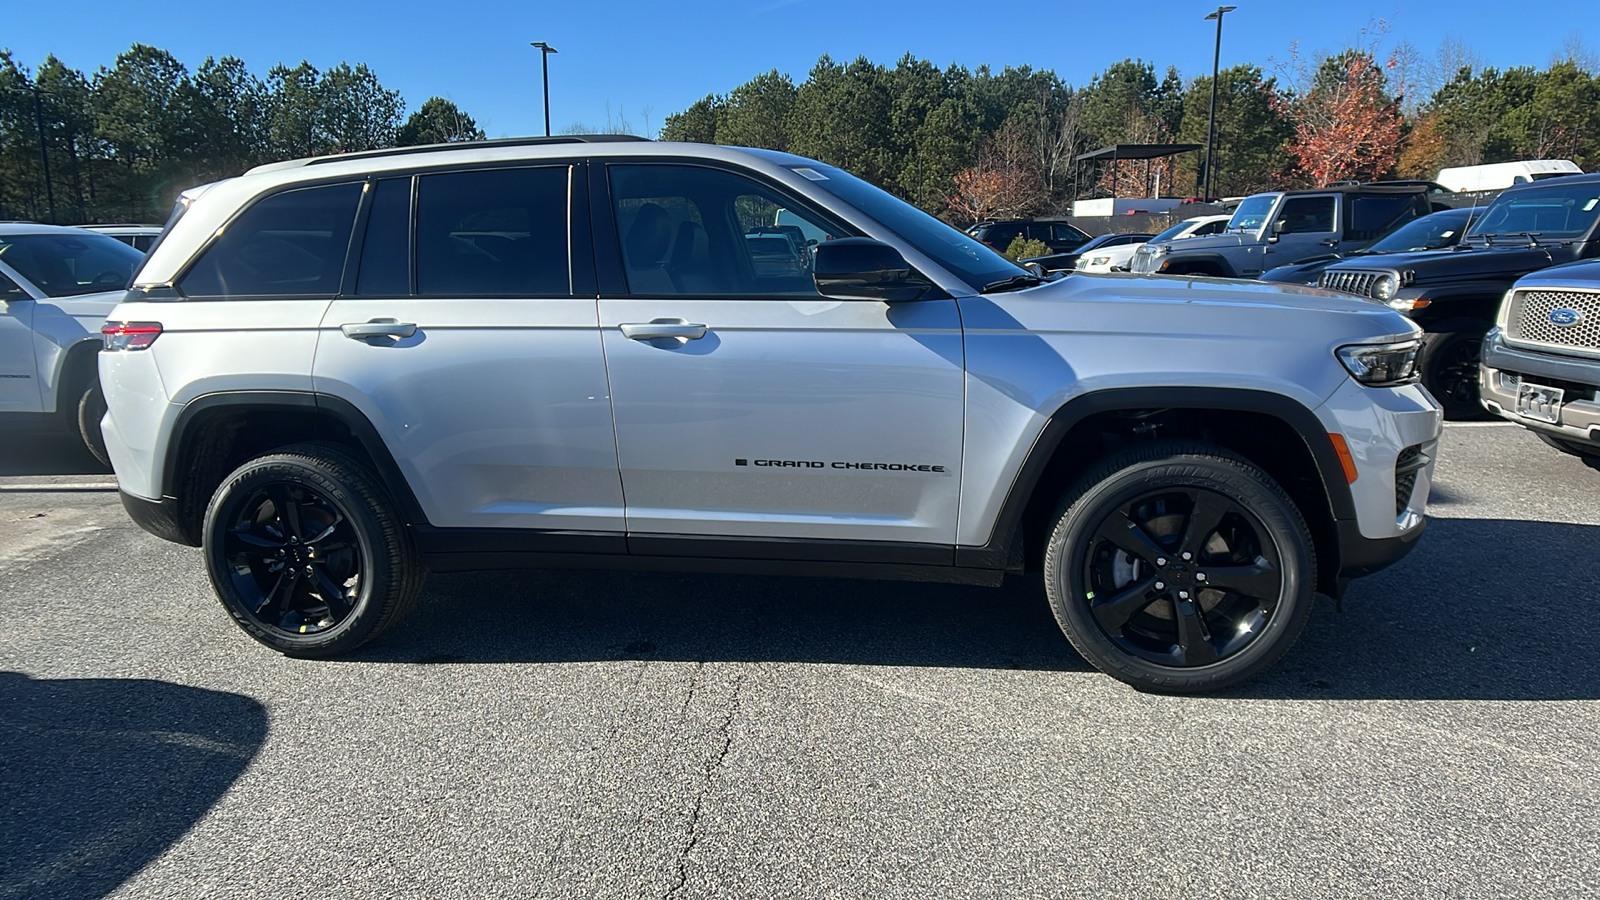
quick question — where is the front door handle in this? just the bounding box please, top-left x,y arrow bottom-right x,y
620,319 -> 708,342
341,318 -> 418,340
1319,238 -> 1339,247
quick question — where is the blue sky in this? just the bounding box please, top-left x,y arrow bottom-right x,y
5,0 -> 1592,137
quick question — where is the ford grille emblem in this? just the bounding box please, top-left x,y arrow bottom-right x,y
1548,308 -> 1583,327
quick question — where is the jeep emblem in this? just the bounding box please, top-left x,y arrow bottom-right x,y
1548,308 -> 1583,327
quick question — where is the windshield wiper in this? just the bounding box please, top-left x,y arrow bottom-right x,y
980,273 -> 1045,294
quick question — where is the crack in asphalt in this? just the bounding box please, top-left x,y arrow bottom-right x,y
665,668 -> 744,900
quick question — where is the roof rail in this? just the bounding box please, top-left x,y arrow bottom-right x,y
303,134 -> 651,167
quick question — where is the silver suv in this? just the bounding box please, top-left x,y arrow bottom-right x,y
101,136 -> 1442,693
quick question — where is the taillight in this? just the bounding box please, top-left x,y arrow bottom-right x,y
102,321 -> 162,351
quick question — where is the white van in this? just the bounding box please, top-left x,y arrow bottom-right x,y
1436,160 -> 1581,193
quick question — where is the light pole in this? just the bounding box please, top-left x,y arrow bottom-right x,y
1201,5 -> 1236,201
531,42 -> 557,137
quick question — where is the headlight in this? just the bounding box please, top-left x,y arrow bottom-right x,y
1151,244 -> 1169,257
1336,340 -> 1421,387
1090,256 -> 1111,266
1373,274 -> 1397,301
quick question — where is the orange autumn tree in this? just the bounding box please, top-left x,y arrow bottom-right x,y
1273,43 -> 1405,186
947,126 -> 1046,223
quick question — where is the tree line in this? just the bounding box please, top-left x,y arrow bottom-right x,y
0,45 -> 485,223
661,38 -> 1600,223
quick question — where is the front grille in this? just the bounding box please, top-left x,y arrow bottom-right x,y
1506,289 -> 1600,355
1131,246 -> 1155,273
1319,269 -> 1384,297
1394,444 -> 1427,517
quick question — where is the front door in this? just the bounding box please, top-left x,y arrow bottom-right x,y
595,163 -> 965,555
313,164 -> 625,534
0,268 -> 39,412
1264,194 -> 1339,266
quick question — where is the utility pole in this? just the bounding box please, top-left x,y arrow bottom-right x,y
6,83 -> 57,223
531,42 -> 558,137
1202,5 -> 1237,202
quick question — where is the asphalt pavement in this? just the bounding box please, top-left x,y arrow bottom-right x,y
1,423 -> 1597,899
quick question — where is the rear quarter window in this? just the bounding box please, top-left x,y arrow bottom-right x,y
178,182 -> 363,299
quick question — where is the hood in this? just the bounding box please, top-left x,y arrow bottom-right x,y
1514,257 -> 1600,290
1259,255 -> 1343,285
1323,244 -> 1561,283
1148,232 -> 1250,253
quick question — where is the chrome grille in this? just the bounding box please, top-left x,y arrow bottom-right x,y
1506,289 -> 1600,354
1131,245 -> 1155,273
1319,269 -> 1384,297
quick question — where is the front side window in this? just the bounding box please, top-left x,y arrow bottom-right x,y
0,232 -> 143,297
609,165 -> 847,296
416,167 -> 571,297
1277,196 -> 1336,234
179,182 -> 362,298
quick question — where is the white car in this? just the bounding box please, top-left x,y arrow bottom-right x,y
83,224 -> 165,253
1096,214 -> 1232,273
1073,233 -> 1155,272
1,224 -> 145,462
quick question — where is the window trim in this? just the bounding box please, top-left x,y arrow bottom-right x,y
1276,193 -> 1339,236
593,159 -> 873,301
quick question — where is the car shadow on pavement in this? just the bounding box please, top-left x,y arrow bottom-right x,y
0,433 -> 111,477
367,517 -> 1600,701
0,672 -> 267,900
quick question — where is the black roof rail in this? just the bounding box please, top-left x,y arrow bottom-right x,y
303,134 -> 651,166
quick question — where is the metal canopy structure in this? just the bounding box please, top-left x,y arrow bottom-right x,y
1074,143 -> 1204,200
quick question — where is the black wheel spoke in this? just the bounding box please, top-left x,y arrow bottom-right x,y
310,565 -> 351,620
228,524 -> 282,550
304,514 -> 345,545
1202,559 -> 1279,602
1096,511 -> 1167,562
270,485 -> 304,540
1090,575 -> 1161,631
1179,490 -> 1233,556
254,570 -> 296,620
1172,596 -> 1220,666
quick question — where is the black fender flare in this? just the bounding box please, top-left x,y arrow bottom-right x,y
161,390 -> 430,526
954,386 -> 1355,568
1158,253 -> 1239,278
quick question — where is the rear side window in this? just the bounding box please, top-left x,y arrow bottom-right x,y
1347,194 -> 1419,242
416,167 -> 571,297
179,182 -> 362,298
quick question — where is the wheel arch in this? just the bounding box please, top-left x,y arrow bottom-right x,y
1159,254 -> 1238,278
958,387 -> 1355,596
51,337 -> 103,417
159,390 -> 428,545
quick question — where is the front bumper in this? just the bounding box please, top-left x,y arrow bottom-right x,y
120,490 -> 199,546
1480,328 -> 1600,446
1314,377 -> 1443,541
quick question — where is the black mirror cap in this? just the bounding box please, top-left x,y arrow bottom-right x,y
812,237 -> 934,302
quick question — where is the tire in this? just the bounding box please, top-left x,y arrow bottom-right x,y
1042,441 -> 1316,694
76,380 -> 111,468
202,442 -> 424,657
1420,330 -> 1488,420
1534,432 -> 1600,472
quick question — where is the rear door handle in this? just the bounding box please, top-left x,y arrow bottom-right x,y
341,318 -> 417,340
620,319 -> 708,342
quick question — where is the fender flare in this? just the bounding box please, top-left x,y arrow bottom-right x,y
1158,253 -> 1239,278
954,386 -> 1356,568
161,390 -> 430,526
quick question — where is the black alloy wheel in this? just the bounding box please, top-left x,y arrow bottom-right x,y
1044,442 -> 1315,693
1424,331 -> 1487,420
1080,487 -> 1282,668
203,443 -> 423,656
221,482 -> 363,636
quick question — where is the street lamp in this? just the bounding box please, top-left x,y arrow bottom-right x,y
1202,5 -> 1236,202
531,42 -> 558,137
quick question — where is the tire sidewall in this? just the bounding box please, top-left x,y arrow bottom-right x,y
203,456 -> 385,656
76,380 -> 110,466
1046,454 -> 1315,693
1422,330 -> 1486,419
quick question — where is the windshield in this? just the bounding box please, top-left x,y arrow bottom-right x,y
1149,219 -> 1214,243
0,231 -> 144,297
1366,210 -> 1476,253
1466,181 -> 1600,240
791,164 -> 1022,290
1227,195 -> 1278,232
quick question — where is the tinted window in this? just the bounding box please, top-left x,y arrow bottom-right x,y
1052,224 -> 1089,242
416,167 -> 570,297
0,271 -> 28,300
1467,180 -> 1600,239
1277,196 -> 1335,234
180,183 -> 361,298
0,231 -> 143,297
610,165 -> 846,296
1227,195 -> 1278,231
1347,194 -> 1419,241
357,177 -> 412,296
1192,220 -> 1226,236
986,224 -> 1023,246
1367,210 -> 1475,253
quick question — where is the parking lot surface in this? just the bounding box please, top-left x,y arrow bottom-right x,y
2,423 -> 1597,899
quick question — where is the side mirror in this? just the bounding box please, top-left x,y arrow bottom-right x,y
813,238 -> 934,302
1267,220 -> 1286,243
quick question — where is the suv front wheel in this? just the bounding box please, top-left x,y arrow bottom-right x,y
202,442 -> 424,657
1043,442 -> 1316,693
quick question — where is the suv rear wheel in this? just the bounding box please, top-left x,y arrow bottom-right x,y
1043,441 -> 1316,693
201,442 -> 424,657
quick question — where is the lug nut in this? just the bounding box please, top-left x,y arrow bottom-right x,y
1196,573 -> 1207,582
1156,557 -> 1168,567
1178,590 -> 1190,600
1154,581 -> 1165,590
1181,551 -> 1192,561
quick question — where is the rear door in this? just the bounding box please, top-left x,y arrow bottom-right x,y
0,268 -> 39,412
312,163 -> 625,536
594,162 -> 965,555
